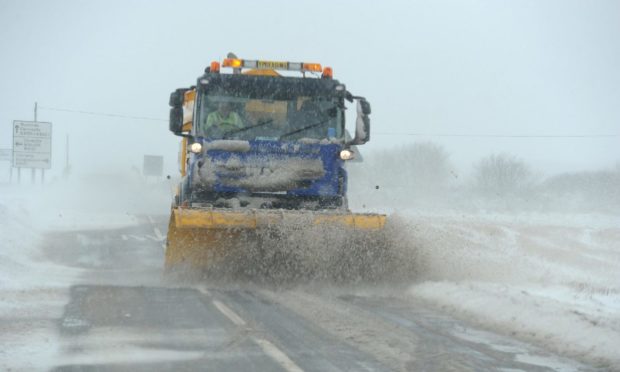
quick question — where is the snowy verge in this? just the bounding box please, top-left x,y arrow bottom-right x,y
0,171 -> 170,288
0,190 -> 75,370
397,213 -> 620,369
16,172 -> 171,231
0,175 -> 171,370
0,191 -> 80,290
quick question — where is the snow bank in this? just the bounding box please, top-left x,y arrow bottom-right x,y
29,171 -> 170,231
400,212 -> 620,368
0,187 -> 77,370
0,194 -> 44,289
0,171 -> 170,288
0,173 -> 171,370
0,188 -> 78,290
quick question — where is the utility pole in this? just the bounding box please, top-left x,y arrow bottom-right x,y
63,133 -> 70,179
32,102 -> 37,184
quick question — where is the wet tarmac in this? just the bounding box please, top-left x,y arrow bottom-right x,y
42,216 -> 599,371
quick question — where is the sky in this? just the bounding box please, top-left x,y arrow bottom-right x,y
0,0 -> 619,182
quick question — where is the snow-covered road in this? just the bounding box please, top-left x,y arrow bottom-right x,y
0,183 -> 617,371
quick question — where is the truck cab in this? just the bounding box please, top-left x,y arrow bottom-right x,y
169,57 -> 371,211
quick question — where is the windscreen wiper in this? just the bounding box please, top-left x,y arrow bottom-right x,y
279,118 -> 330,140
222,119 -> 274,139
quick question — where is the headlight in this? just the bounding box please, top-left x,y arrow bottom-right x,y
190,142 -> 202,153
339,149 -> 354,160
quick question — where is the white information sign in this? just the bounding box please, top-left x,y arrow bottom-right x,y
12,120 -> 52,169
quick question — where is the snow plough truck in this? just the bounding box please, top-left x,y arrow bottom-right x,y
166,55 -> 388,280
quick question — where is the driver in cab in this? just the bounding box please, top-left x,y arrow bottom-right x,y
203,101 -> 244,136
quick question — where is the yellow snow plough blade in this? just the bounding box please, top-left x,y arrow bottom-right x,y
165,207 -> 386,272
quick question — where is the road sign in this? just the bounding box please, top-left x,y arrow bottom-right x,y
143,155 -> 163,177
0,148 -> 11,162
12,120 -> 52,169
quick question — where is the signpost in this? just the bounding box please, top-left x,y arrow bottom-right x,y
12,119 -> 52,183
13,120 -> 52,168
143,155 -> 164,178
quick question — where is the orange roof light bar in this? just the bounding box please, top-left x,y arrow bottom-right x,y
302,63 -> 322,72
222,58 -> 243,68
210,61 -> 220,73
220,58 -> 324,73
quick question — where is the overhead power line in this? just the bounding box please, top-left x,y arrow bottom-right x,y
36,105 -> 619,138
374,132 -> 620,138
38,106 -> 167,122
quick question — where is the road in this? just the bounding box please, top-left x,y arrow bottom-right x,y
39,215 -> 597,371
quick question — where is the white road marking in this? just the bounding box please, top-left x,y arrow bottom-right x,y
153,227 -> 164,241
211,297 -> 304,372
254,338 -> 304,372
127,234 -> 147,242
124,234 -> 161,242
212,300 -> 246,326
198,288 -> 211,296
144,214 -> 166,250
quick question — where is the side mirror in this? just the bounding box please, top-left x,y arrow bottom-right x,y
169,89 -> 186,107
169,89 -> 188,135
350,98 -> 371,145
169,107 -> 183,135
359,99 -> 371,115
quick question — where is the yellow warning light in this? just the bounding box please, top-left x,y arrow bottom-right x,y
302,63 -> 322,72
223,58 -> 243,68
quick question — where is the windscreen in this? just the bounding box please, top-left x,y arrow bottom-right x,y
196,84 -> 343,141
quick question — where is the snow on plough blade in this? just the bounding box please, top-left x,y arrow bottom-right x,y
165,207 -> 391,283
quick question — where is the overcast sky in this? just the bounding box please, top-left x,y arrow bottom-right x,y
1,0 -> 618,181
